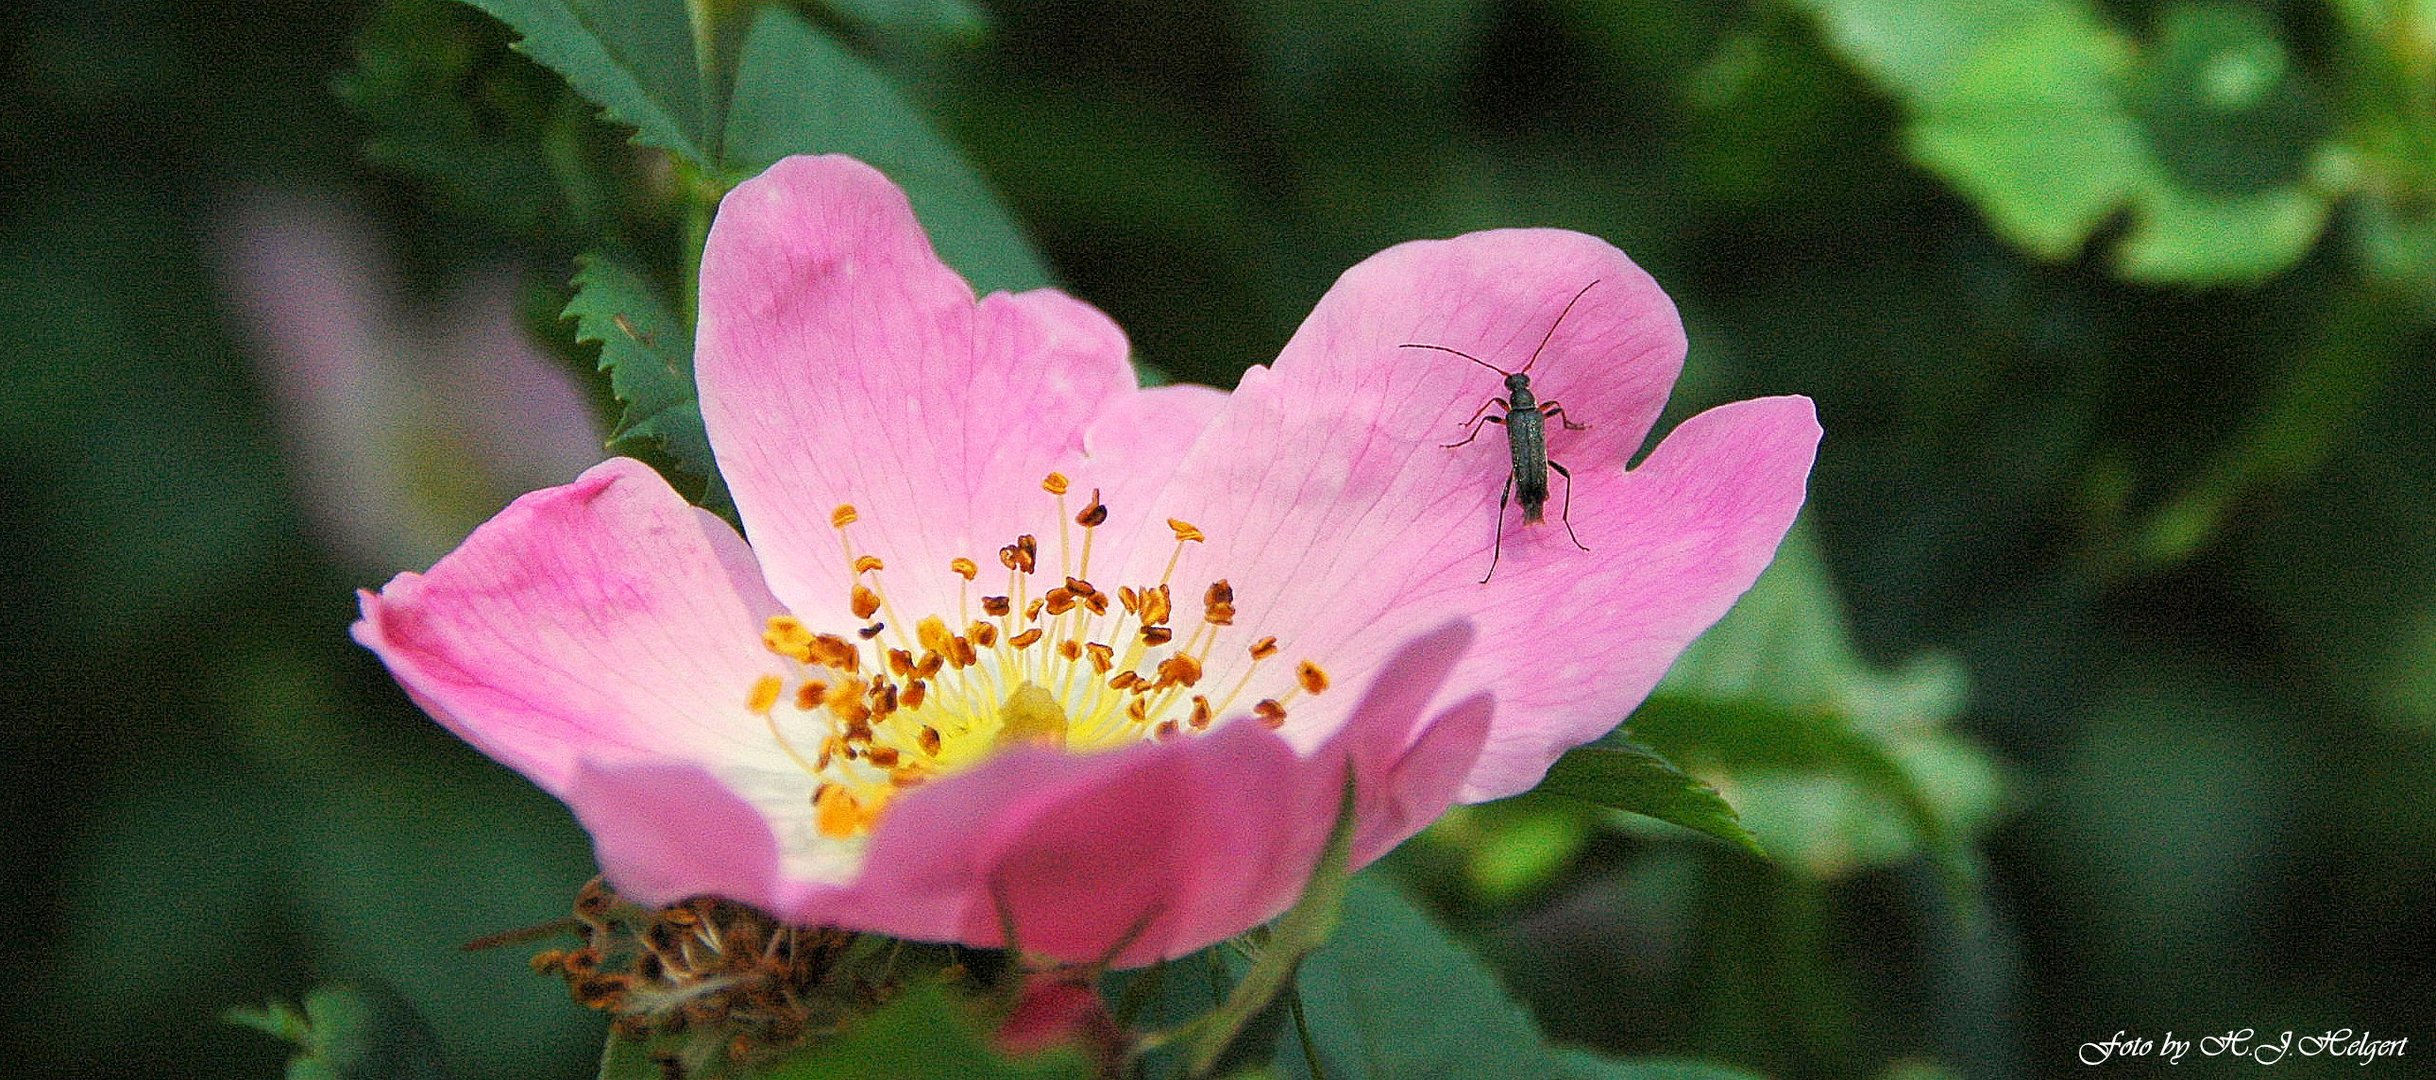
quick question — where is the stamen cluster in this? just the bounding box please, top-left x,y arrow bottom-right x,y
744,474 -> 1331,839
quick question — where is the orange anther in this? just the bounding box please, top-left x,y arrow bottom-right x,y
1297,660 -> 1330,695
746,675 -> 783,714
1075,489 -> 1108,528
851,585 -> 882,620
853,555 -> 884,574
1249,636 -> 1280,661
812,634 -> 861,673
1042,472 -> 1070,495
1168,519 -> 1205,543
950,557 -> 979,581
814,784 -> 876,838
1009,628 -> 1043,649
824,678 -> 869,722
831,505 -> 858,529
1203,579 -> 1235,625
916,616 -> 954,657
763,616 -> 815,661
1140,626 -> 1174,647
1154,653 -> 1203,689
999,535 -> 1038,574
1255,699 -> 1287,728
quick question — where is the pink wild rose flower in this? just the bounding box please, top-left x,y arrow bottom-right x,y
353,155 -> 1819,967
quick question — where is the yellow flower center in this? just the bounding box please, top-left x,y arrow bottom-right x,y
744,473 -> 1329,839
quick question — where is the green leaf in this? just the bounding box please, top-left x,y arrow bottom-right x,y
1902,7 -> 2145,258
1278,872 -> 1567,1079
1556,1049 -> 1772,1080
1627,527 -> 2002,882
1177,777 -> 1360,1075
1537,746 -> 1766,857
1804,0 -> 2337,283
450,0 -> 717,165
1788,0 -> 2071,102
721,5 -> 1053,293
2128,3 -> 2322,194
564,249 -> 726,505
229,984 -> 454,1080
2355,193 -> 2436,314
2114,177 -> 2330,284
2114,3 -> 2332,283
755,984 -> 1091,1080
1418,799 -> 1598,904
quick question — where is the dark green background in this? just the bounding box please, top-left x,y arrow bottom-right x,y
5,0 -> 2431,1077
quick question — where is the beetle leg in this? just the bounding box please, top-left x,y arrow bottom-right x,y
1443,398 -> 1511,449
1549,461 -> 1590,552
1539,401 -> 1589,431
1482,471 -> 1515,583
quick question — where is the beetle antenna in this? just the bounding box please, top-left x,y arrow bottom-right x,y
1399,342 -> 1512,376
1520,279 -> 1599,375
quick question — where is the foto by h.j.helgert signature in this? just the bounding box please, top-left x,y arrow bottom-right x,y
2081,1029 -> 2409,1066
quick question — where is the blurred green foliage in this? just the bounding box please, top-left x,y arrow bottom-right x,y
230,983 -> 454,1080
743,984 -> 1092,1080
7,0 -> 2434,1078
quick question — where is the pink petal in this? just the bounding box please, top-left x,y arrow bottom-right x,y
352,458 -> 787,791
1095,234 -> 1813,800
1446,395 -> 1822,799
563,759 -> 792,910
696,155 -> 1143,626
829,722 -> 1323,966
1079,382 -> 1230,531
1304,621 -> 1496,864
1351,693 -> 1494,865
822,619 -> 1480,966
1116,231 -> 1687,720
